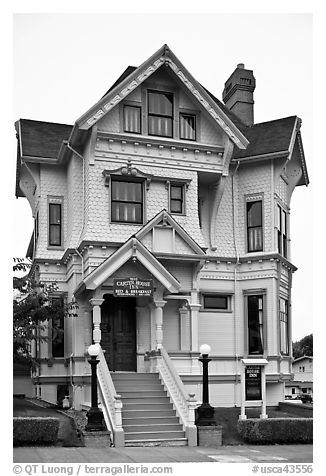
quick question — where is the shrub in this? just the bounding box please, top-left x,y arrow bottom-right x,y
13,417 -> 60,446
237,418 -> 313,444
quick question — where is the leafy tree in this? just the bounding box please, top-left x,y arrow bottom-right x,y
292,334 -> 313,360
13,258 -> 78,367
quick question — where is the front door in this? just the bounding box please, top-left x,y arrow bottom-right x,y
101,295 -> 137,371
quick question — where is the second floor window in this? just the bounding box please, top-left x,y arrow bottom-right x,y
49,202 -> 62,247
247,200 -> 263,252
248,295 -> 264,355
111,179 -> 143,224
170,184 -> 185,214
148,91 -> 173,138
277,204 -> 288,258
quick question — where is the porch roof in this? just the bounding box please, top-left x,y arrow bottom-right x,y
74,237 -> 181,296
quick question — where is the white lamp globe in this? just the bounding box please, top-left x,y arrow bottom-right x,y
88,343 -> 100,357
199,344 -> 211,356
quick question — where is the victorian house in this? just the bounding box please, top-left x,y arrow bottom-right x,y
15,44 -> 309,446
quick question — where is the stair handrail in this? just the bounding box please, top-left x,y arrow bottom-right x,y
97,346 -> 125,447
157,347 -> 198,445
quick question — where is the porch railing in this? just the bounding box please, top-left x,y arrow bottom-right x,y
155,347 -> 198,446
97,347 -> 125,447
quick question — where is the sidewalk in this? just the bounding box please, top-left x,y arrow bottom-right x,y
13,444 -> 313,464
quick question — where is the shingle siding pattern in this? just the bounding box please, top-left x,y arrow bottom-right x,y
81,159 -> 205,247
36,165 -> 67,259
237,162 -> 272,254
277,176 -> 288,205
213,177 -> 236,256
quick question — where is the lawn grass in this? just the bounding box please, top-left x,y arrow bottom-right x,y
213,407 -> 305,445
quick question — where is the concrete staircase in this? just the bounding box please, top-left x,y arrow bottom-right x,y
111,372 -> 187,447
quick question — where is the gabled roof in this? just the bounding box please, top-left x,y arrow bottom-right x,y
135,209 -> 206,256
232,115 -> 309,185
75,237 -> 181,295
293,355 -> 313,364
233,116 -> 297,160
71,44 -> 249,150
16,119 -> 72,160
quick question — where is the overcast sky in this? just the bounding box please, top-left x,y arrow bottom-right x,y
11,12 -> 314,341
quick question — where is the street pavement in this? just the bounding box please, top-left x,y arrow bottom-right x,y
13,444 -> 313,463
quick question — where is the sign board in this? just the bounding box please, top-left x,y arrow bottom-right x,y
245,365 -> 262,401
113,277 -> 153,298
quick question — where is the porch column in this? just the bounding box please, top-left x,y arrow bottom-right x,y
89,298 -> 104,345
179,305 -> 190,350
153,300 -> 166,350
189,303 -> 201,352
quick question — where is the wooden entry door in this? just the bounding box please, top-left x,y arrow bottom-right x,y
101,295 -> 137,371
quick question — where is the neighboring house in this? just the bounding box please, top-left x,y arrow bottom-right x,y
286,355 -> 313,398
15,45 -> 309,445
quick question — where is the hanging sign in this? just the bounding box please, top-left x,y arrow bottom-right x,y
245,365 -> 262,401
113,277 -> 153,297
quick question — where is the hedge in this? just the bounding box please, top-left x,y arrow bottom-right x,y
13,417 -> 60,446
237,418 -> 313,444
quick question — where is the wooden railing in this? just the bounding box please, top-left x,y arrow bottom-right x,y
156,347 -> 198,446
97,347 -> 125,447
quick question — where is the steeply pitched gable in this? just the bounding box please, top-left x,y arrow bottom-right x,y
71,44 -> 249,150
135,209 -> 206,256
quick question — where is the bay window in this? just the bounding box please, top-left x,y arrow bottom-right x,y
247,294 -> 264,355
280,297 -> 289,355
247,200 -> 263,252
277,204 -> 288,258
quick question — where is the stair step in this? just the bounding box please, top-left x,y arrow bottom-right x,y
124,423 -> 183,432
111,373 -> 160,380
125,431 -> 185,441
122,409 -> 176,418
118,391 -> 167,398
123,416 -> 180,425
125,438 -> 188,447
121,396 -> 169,404
114,380 -> 163,392
122,402 -> 173,410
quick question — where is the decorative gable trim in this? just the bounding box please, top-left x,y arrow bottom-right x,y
74,44 -> 248,150
135,209 -> 206,256
78,237 -> 181,293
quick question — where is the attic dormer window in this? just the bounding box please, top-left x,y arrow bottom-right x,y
148,91 -> 173,138
124,105 -> 141,134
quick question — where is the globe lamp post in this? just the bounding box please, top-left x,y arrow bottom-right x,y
196,344 -> 215,426
85,344 -> 105,431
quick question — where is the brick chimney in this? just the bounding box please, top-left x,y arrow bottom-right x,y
222,63 -> 256,126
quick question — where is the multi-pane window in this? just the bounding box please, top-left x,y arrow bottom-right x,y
123,105 -> 141,134
111,179 -> 143,224
180,113 -> 196,140
148,91 -> 173,137
49,203 -> 62,246
279,297 -> 289,355
277,205 -> 288,258
170,184 -> 184,214
203,294 -> 230,310
248,295 -> 264,355
247,200 -> 263,252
